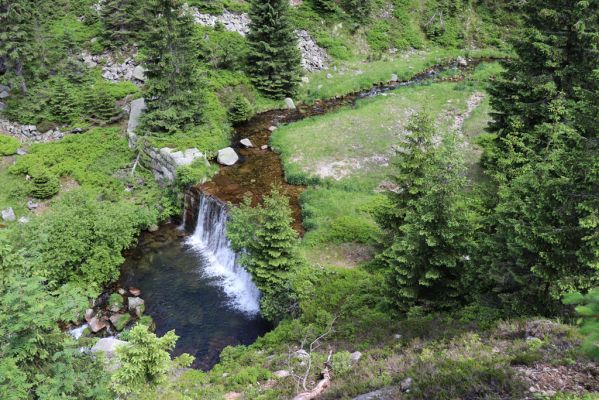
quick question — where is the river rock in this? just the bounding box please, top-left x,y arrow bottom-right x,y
91,337 -> 127,357
260,145 -> 268,150
284,97 -> 296,110
1,208 -> 16,222
217,147 -> 239,166
268,126 -> 277,132
240,138 -> 253,148
85,308 -> 94,322
89,316 -> 108,333
132,65 -> 146,81
129,287 -> 141,296
456,56 -> 468,67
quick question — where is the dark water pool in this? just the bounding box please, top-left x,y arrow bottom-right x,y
119,224 -> 271,370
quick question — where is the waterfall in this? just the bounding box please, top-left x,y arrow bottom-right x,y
185,192 -> 261,316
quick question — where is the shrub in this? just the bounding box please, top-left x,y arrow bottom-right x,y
176,160 -> 218,189
227,94 -> 254,124
0,135 -> 19,156
29,169 -> 60,199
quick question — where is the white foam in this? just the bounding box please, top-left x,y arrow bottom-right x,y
185,194 -> 261,316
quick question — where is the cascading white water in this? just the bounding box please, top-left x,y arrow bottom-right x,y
185,193 -> 261,316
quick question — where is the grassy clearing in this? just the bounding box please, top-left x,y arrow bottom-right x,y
272,63 -> 502,258
298,48 -> 508,103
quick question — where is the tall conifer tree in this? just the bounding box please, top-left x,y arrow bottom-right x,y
140,1 -> 206,135
376,113 -> 475,312
482,0 -> 599,313
101,0 -> 146,47
0,0 -> 36,91
246,0 -> 301,99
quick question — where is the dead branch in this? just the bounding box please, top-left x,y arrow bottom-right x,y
292,350 -> 333,400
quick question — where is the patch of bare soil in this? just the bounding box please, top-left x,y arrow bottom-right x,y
315,155 -> 390,181
516,363 -> 599,397
59,176 -> 81,192
306,243 -> 374,269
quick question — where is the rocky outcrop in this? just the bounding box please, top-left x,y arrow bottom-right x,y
80,49 -> 143,83
0,118 -> 66,143
191,10 -> 329,71
126,98 -> 208,182
192,9 -> 251,35
144,146 -> 208,182
296,30 -> 329,72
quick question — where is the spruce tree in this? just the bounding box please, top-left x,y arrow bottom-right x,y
89,86 -> 121,124
376,113 -> 475,312
0,0 -> 36,91
228,188 -> 302,321
228,93 -> 254,124
482,0 -> 599,313
101,0 -> 145,48
246,0 -> 301,99
140,0 -> 206,135
48,78 -> 77,124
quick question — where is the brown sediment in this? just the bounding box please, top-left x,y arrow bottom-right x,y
197,58 -> 500,234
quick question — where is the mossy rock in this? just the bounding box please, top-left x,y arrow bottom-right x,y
110,313 -> 131,331
108,293 -> 124,312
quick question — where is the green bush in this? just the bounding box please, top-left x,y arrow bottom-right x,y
29,169 -> 60,199
0,135 -> 19,156
176,160 -> 218,189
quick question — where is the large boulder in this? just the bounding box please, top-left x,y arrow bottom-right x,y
169,148 -> 205,168
109,313 -> 131,331
1,208 -> 16,222
217,147 -> 239,166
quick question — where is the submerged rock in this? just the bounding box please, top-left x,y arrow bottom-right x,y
217,147 -> 239,166
129,287 -> 141,297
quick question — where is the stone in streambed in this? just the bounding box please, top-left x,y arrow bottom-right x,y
108,293 -> 123,312
129,287 -> 141,296
284,97 -> 296,110
240,138 -> 253,148
217,147 -> 239,166
85,308 -> 94,322
128,296 -> 145,316
89,316 -> 107,333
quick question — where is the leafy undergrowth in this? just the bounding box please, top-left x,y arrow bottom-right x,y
154,314 -> 596,400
